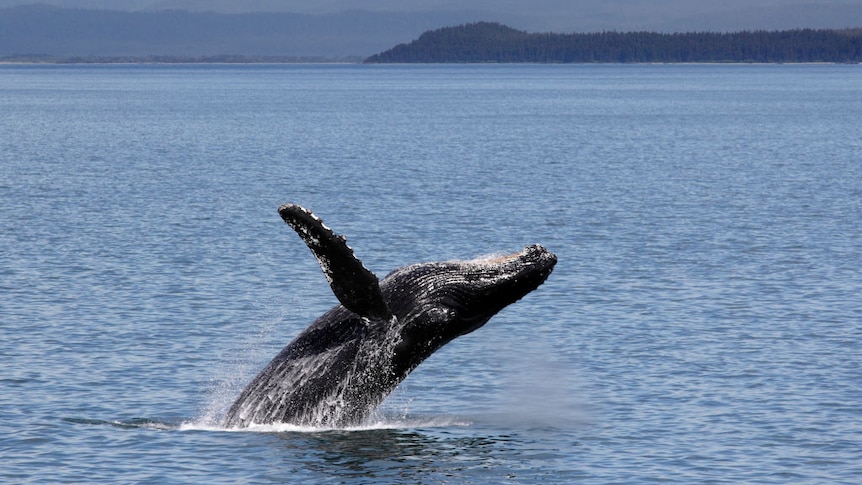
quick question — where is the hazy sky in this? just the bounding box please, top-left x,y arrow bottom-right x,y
2,0 -> 861,32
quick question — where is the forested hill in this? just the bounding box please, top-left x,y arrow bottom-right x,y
364,22 -> 862,63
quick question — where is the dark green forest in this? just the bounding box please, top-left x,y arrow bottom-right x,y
365,22 -> 862,63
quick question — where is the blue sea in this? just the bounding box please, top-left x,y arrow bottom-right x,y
1,64 -> 860,484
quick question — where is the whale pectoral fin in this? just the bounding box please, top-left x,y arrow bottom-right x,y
278,204 -> 393,321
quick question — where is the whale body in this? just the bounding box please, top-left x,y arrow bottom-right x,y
223,204 -> 556,428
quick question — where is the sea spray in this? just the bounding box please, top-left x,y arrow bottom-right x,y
192,300 -> 303,428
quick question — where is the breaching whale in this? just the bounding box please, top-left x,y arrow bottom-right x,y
223,204 -> 556,428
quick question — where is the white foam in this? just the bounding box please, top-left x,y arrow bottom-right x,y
178,414 -> 471,433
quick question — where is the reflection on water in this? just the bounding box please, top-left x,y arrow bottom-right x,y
279,426 -> 512,483
266,413 -> 586,483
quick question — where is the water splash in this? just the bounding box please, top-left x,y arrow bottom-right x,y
224,314 -> 410,428
494,338 -> 593,429
193,303 -> 445,430
194,303 -> 300,428
186,316 -> 473,432
179,413 -> 471,433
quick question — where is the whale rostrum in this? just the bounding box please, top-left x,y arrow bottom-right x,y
223,204 -> 556,428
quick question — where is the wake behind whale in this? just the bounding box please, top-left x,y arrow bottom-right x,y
223,204 -> 556,429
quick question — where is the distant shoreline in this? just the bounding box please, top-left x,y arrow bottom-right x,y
365,23 -> 862,64
0,56 -> 363,65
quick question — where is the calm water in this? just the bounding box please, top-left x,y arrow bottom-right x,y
1,64 -> 861,483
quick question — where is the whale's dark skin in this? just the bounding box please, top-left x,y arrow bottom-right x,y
223,204 -> 556,428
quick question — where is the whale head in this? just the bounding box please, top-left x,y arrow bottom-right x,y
381,244 -> 557,371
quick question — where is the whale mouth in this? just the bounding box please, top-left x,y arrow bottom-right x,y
468,244 -> 557,281
475,251 -> 526,264
471,244 -> 555,264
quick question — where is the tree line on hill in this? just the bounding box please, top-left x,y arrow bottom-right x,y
365,22 -> 862,63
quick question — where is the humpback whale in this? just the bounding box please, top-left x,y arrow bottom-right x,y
223,204 -> 556,428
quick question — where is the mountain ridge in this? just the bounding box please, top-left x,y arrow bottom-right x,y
365,22 -> 862,63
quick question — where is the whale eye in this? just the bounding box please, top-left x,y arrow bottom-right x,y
439,294 -> 460,311
429,297 -> 458,321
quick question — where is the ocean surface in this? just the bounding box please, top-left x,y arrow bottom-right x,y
1,64 -> 860,484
